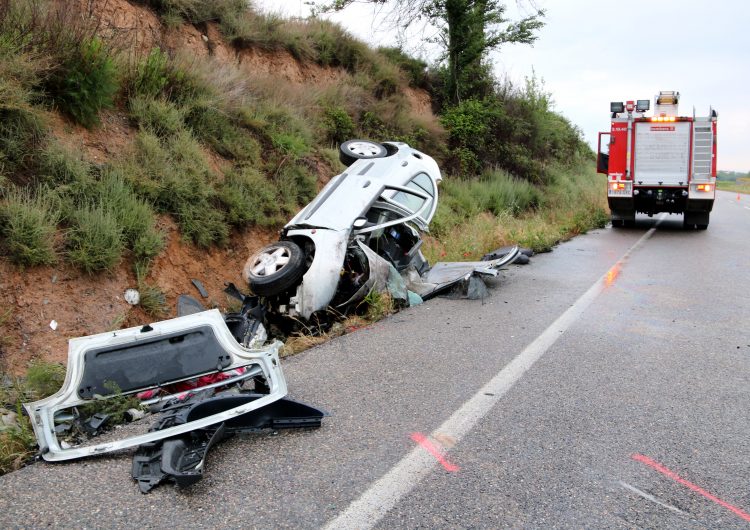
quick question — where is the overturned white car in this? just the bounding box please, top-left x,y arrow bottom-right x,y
243,140 -> 519,325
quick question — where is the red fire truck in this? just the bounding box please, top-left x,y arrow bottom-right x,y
596,91 -> 718,229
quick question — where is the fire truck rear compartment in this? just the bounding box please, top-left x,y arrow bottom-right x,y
609,189 -> 713,225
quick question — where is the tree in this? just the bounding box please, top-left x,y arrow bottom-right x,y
314,0 -> 544,104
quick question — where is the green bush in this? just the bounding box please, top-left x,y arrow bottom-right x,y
239,102 -> 314,158
0,187 -> 59,266
219,166 -> 281,227
128,47 -> 169,98
184,102 -> 259,161
128,95 -> 184,138
127,131 -> 228,247
134,262 -> 167,317
45,38 -> 119,128
140,0 -> 248,25
37,141 -> 92,186
94,170 -> 165,260
429,169 -> 540,237
25,360 -> 65,400
322,106 -> 355,144
275,162 -> 317,215
377,47 -> 429,89
67,202 -> 124,273
0,15 -> 48,175
0,108 -> 46,177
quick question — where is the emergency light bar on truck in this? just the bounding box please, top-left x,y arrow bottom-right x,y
597,90 -> 717,229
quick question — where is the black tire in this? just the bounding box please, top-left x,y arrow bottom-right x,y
246,241 -> 306,296
339,139 -> 388,167
697,224 -> 708,230
611,218 -> 624,228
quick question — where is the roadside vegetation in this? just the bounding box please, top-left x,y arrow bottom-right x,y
0,0 -> 608,473
716,174 -> 750,195
0,360 -> 65,474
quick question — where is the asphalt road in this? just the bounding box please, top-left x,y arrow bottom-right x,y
2,191 -> 749,529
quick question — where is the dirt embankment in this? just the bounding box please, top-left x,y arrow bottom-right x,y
0,0 -> 437,373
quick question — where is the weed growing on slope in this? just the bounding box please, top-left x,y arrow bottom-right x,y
46,38 -> 119,128
219,166 -> 281,227
0,359 -> 66,475
134,262 -> 167,317
37,141 -> 92,187
67,202 -> 124,273
127,47 -> 169,99
24,361 -> 66,400
128,95 -> 184,138
322,106 -> 355,144
183,101 -> 260,161
0,187 -> 60,266
94,169 -> 165,260
274,162 -> 318,216
126,130 -> 228,247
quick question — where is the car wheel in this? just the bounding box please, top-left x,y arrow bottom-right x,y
245,241 -> 306,296
339,140 -> 388,166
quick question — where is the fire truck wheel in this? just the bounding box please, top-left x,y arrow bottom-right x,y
611,219 -> 624,228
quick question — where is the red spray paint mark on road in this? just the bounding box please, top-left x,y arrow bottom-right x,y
411,433 -> 460,472
632,454 -> 750,523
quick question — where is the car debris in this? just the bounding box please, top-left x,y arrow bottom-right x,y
132,389 -> 325,493
191,279 -> 209,298
481,246 -> 534,264
243,140 -> 521,331
22,309 -> 324,465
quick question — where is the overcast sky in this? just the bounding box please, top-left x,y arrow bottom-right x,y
256,0 -> 749,172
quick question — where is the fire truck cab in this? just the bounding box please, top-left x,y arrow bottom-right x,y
597,91 -> 718,229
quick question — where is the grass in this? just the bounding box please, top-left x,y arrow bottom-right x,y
124,130 -> 228,247
37,141 -> 92,186
0,360 -> 66,475
134,262 -> 167,317
77,381 -> 145,426
423,161 -> 608,261
93,170 -> 165,260
128,95 -> 184,138
717,178 -> 750,195
281,315 -> 369,357
361,289 -> 396,322
0,187 -> 60,266
66,202 -> 124,273
219,166 -> 282,226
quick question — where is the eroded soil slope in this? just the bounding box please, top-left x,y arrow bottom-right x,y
0,0 -> 436,372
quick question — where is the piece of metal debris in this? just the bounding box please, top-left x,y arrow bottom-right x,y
132,391 -> 325,493
191,279 -> 209,298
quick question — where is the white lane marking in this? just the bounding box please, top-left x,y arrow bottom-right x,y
324,216 -> 667,530
619,481 -> 685,514
744,206 -> 750,211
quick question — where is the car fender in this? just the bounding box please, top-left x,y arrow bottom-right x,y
287,228 -> 349,319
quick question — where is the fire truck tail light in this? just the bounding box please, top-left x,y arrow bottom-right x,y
610,182 -> 625,191
696,184 -> 712,192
